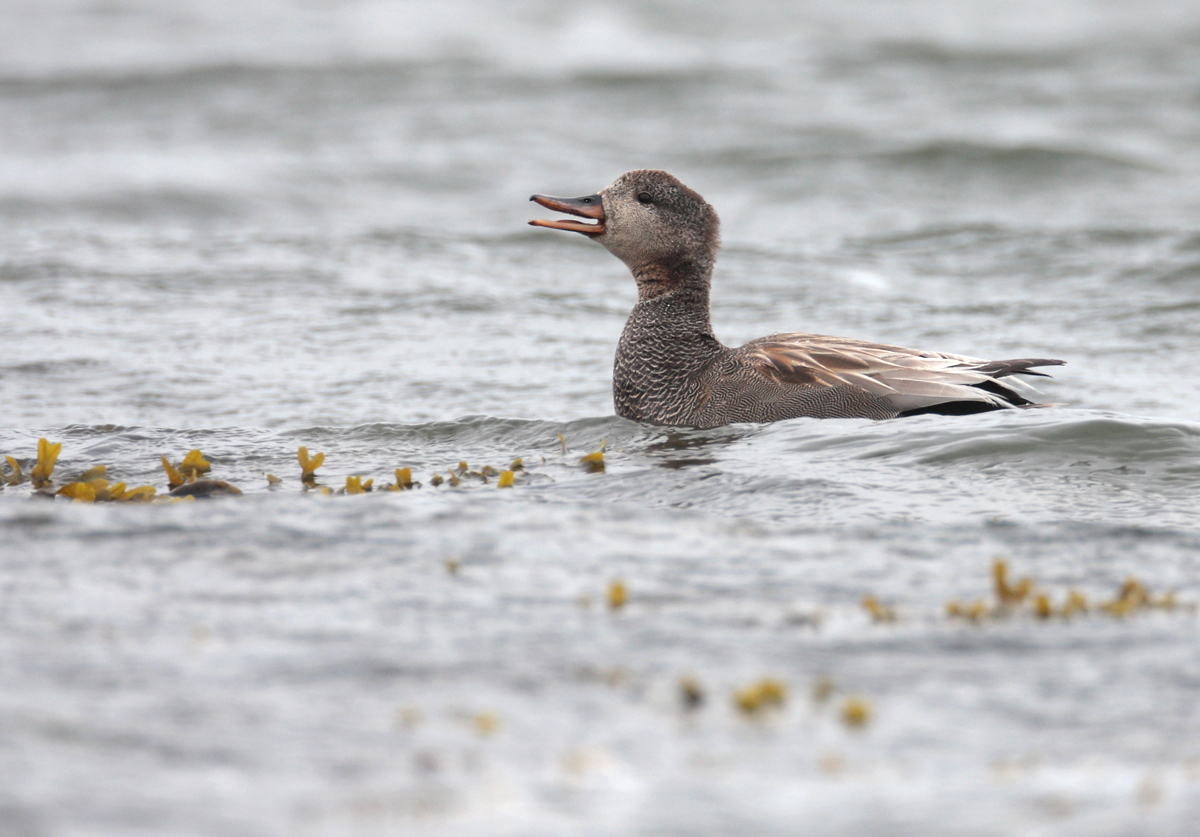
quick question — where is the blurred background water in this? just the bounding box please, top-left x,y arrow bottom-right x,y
3,1 -> 1200,835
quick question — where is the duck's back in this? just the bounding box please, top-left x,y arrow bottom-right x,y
694,344 -> 902,425
615,322 -> 1061,428
695,333 -> 1058,426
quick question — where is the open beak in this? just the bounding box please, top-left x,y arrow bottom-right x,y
528,193 -> 606,237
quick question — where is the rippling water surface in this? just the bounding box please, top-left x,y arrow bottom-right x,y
3,2 -> 1200,835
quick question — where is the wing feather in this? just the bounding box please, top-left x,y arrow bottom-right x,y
737,333 -> 1063,413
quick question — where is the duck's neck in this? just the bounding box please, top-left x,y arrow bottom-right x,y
613,258 -> 725,424
630,253 -> 713,304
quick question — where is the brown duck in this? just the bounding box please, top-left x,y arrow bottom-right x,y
530,170 -> 1063,428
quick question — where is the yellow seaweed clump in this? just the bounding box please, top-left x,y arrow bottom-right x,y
496,470 -> 515,488
119,486 -> 158,502
31,438 -> 62,488
607,580 -> 627,610
947,560 -> 1181,623
388,467 -> 415,491
92,480 -> 122,501
841,697 -> 872,728
1101,578 -> 1175,616
579,439 -> 608,473
1,455 -> 25,486
160,449 -> 212,490
993,559 -> 1032,606
161,455 -> 186,489
298,447 -> 324,483
56,478 -> 157,503
579,451 -> 605,473
734,678 -> 787,715
945,600 -> 989,622
179,449 -> 211,479
862,595 -> 896,623
343,476 -> 373,495
57,481 -> 97,503
1061,590 -> 1089,617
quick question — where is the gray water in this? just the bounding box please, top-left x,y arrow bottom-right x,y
3,2 -> 1200,835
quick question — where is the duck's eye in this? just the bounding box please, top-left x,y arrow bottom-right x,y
637,192 -> 653,205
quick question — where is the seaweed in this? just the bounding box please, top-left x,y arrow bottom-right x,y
733,678 -> 787,714
945,559 -> 1184,622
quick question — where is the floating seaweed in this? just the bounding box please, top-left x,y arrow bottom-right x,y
161,456 -> 186,489
3,431 -> 605,503
178,449 -> 211,479
607,580 -> 627,610
120,486 -> 158,502
31,439 -> 61,488
1101,578 -> 1175,616
841,697 -> 872,728
861,594 -> 896,622
387,467 -> 415,491
58,477 -> 159,503
342,476 -> 372,495
78,465 -> 107,482
993,558 -> 1033,606
158,448 -> 240,497
945,600 -> 989,622
579,451 -> 605,473
945,559 -> 1183,623
2,456 -> 25,486
159,449 -> 211,490
733,678 -> 787,715
297,447 -> 324,483
56,481 -> 99,502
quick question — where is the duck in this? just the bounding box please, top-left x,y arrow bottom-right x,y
529,169 -> 1063,428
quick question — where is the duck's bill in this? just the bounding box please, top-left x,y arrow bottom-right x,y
528,194 -> 606,236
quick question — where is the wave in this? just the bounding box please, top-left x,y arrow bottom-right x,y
879,141 -> 1157,176
865,40 -> 1082,71
5,409 -> 1198,524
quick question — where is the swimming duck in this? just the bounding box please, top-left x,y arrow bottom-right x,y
530,169 -> 1063,428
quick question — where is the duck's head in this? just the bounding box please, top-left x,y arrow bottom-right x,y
530,170 -> 720,279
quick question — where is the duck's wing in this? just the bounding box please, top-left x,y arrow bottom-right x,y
736,333 -> 1064,415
